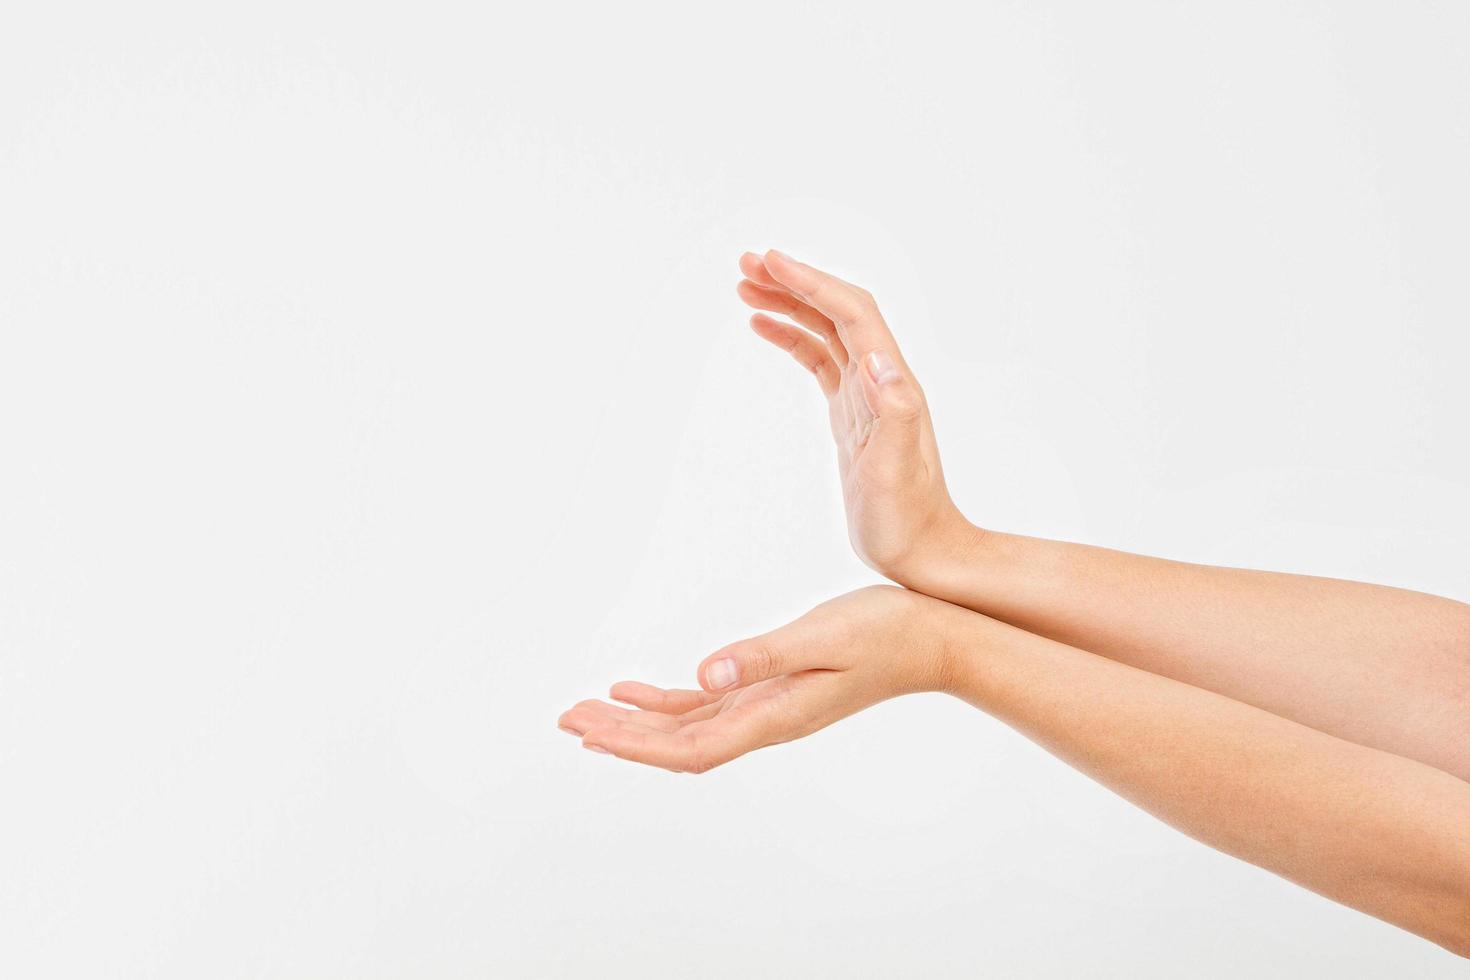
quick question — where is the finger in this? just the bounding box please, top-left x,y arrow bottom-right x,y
582,716 -> 765,774
739,253 -> 845,341
740,253 -> 850,358
609,681 -> 720,714
672,698 -> 727,725
749,313 -> 840,397
696,618 -> 845,694
580,721 -> 704,772
739,251 -> 783,289
762,250 -> 903,370
579,716 -> 698,767
736,279 -> 847,364
558,698 -> 616,736
558,704 -> 591,736
558,700 -> 604,736
559,699 -> 682,736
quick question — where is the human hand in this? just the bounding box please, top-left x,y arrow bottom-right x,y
736,249 -> 973,579
557,586 -> 956,773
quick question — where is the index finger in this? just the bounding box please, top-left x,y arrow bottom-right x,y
608,681 -> 721,714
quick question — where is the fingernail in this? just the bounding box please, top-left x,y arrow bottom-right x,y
767,248 -> 795,265
558,725 -> 581,736
867,350 -> 900,385
584,743 -> 610,754
706,658 -> 739,690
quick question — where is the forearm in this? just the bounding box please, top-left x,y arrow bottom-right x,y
938,603 -> 1470,957
902,520 -> 1470,780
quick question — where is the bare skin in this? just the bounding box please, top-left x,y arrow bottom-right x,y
735,249 -> 1470,783
558,587 -> 1470,958
557,249 -> 1470,955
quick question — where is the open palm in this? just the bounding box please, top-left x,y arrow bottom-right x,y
557,586 -> 948,773
736,250 -> 963,576
558,673 -> 833,774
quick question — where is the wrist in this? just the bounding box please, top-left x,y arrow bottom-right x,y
886,509 -> 991,595
926,599 -> 1028,706
916,593 -> 987,697
885,585 -> 993,698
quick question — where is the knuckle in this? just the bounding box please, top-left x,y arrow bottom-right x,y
841,294 -> 881,331
744,641 -> 779,679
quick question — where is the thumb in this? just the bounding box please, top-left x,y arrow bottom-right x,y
858,349 -> 924,458
697,624 -> 835,693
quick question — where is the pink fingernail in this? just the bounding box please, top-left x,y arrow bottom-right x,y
585,744 -> 610,754
706,658 -> 739,690
866,350 -> 900,385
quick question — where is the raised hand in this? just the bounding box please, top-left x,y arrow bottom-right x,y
556,586 -> 954,773
736,250 -> 971,578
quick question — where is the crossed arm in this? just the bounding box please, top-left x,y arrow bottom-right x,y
558,250 -> 1470,956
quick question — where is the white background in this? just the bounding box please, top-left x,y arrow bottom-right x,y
3,2 -> 1468,976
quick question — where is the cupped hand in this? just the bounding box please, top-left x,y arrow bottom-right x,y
736,249 -> 969,578
557,586 -> 954,773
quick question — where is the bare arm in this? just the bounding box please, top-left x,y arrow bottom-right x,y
908,522 -> 1470,781
737,248 -> 1470,780
946,603 -> 1470,957
559,587 -> 1470,957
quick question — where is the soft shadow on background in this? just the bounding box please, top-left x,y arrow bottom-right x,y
2,3 -> 1468,976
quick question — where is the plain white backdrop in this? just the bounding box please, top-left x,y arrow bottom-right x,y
3,2 -> 1468,976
